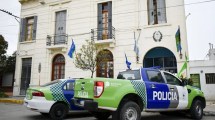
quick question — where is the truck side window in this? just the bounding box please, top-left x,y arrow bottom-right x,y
146,70 -> 165,83
164,73 -> 182,86
117,70 -> 141,80
63,82 -> 74,91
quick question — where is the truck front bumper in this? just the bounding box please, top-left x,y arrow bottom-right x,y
72,98 -> 98,111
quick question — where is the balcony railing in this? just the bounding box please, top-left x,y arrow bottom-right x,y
46,34 -> 68,46
91,27 -> 115,41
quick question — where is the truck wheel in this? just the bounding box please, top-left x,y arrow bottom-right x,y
118,101 -> 141,120
90,111 -> 111,120
190,100 -> 203,120
49,103 -> 69,120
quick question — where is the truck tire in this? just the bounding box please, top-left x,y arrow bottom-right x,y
49,103 -> 68,120
90,111 -> 111,120
190,99 -> 203,120
116,101 -> 141,120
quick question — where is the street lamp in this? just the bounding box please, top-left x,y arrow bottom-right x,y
186,13 -> 191,20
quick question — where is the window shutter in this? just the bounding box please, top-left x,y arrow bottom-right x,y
55,11 -> 66,44
97,3 -> 103,40
157,0 -> 167,24
108,1 -> 112,39
55,11 -> 61,44
148,0 -> 154,25
62,11 -> 67,35
19,18 -> 27,42
32,16 -> 37,40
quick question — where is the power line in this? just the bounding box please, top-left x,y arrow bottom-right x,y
0,9 -> 20,23
0,9 -> 20,18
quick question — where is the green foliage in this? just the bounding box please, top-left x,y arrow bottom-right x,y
4,52 -> 16,73
74,40 -> 107,78
0,35 -> 8,55
0,88 -> 9,98
0,35 -> 8,68
74,40 -> 99,78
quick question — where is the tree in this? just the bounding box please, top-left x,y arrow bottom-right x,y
4,51 -> 16,73
0,35 -> 8,72
74,40 -> 105,78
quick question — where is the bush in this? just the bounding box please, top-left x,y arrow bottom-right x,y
0,88 -> 9,98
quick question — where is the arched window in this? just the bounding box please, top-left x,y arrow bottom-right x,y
143,47 -> 177,73
96,50 -> 114,78
52,54 -> 65,80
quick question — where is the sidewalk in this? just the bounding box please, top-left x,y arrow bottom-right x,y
0,96 -> 215,116
204,101 -> 215,116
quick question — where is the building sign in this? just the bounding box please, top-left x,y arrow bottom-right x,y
190,74 -> 201,89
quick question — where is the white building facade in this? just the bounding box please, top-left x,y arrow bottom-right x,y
189,47 -> 215,100
14,0 -> 188,95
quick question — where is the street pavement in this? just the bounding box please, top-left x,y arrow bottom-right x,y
0,103 -> 215,120
0,96 -> 215,120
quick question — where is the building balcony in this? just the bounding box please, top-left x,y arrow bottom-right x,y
46,34 -> 68,51
91,27 -> 115,47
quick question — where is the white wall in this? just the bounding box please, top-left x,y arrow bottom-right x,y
189,60 -> 215,100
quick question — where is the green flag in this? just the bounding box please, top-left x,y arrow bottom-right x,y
178,53 -> 188,77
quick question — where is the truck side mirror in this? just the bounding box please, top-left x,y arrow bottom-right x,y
182,80 -> 188,86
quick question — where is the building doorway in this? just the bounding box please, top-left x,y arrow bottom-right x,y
143,47 -> 177,73
96,50 -> 114,78
20,58 -> 32,95
52,54 -> 65,81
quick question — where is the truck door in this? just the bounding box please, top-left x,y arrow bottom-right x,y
62,81 -> 82,110
143,69 -> 170,109
163,72 -> 188,109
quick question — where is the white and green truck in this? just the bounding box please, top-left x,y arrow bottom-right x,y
72,68 -> 205,120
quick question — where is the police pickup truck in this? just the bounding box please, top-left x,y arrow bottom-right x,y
72,68 -> 205,120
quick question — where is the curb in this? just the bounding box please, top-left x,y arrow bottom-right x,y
204,111 -> 215,116
0,98 -> 24,104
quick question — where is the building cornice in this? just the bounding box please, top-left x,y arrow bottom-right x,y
19,0 -> 37,4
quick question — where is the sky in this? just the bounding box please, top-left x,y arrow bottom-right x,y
0,0 -> 215,60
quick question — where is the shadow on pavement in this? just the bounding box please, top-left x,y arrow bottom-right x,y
66,111 -> 92,119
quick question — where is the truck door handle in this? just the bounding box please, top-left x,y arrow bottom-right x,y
170,87 -> 174,90
151,84 -> 156,89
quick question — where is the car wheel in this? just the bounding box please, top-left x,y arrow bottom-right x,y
90,111 -> 111,120
49,103 -> 69,120
190,100 -> 203,120
117,101 -> 141,120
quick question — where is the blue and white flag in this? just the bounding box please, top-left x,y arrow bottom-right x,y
68,39 -> 75,58
125,53 -> 131,69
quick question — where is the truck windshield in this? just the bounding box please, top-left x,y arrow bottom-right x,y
117,70 -> 141,80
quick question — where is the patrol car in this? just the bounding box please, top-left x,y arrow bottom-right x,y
24,79 -> 83,120
72,68 -> 205,120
